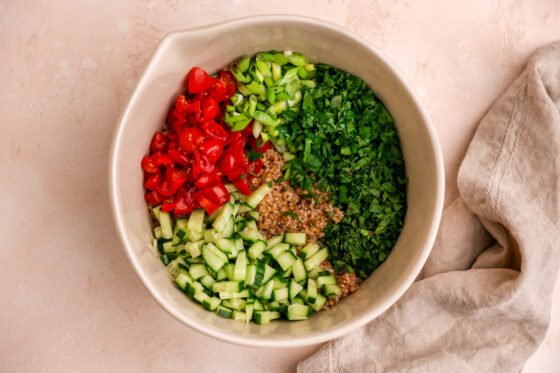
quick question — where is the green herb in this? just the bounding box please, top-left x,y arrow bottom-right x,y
282,211 -> 301,220
247,150 -> 264,161
279,64 -> 407,278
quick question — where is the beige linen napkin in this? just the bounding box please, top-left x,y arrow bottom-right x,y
299,41 -> 560,373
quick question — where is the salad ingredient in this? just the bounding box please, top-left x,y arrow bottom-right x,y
153,190 -> 341,325
278,64 -> 406,278
142,66 -> 271,216
224,51 -> 316,141
251,149 -> 343,240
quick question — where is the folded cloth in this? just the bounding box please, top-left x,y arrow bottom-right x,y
299,41 -> 560,373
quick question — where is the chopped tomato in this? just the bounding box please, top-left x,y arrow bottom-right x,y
202,97 -> 219,121
233,177 -> 252,195
209,80 -> 227,101
144,190 -> 164,205
199,137 -> 224,163
141,155 -> 158,173
192,152 -> 215,178
174,187 -> 196,215
179,127 -> 205,153
187,67 -> 214,94
156,168 -> 187,197
194,170 -> 221,189
194,190 -> 220,215
150,132 -> 168,153
202,183 -> 230,205
168,149 -> 190,167
200,121 -> 229,141
218,70 -> 237,98
144,171 -> 163,190
161,200 -> 175,213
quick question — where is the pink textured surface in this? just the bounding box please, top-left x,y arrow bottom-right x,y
1,1 -> 558,372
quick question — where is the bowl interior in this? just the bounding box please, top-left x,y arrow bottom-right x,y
110,16 -> 443,347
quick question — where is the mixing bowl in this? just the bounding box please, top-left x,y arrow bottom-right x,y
109,15 -> 444,347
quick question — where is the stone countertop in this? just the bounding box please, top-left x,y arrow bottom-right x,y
1,1 -> 559,371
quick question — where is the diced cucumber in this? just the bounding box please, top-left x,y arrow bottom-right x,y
222,298 -> 246,311
213,203 -> 234,232
304,248 -> 328,271
154,226 -> 163,239
186,241 -> 203,258
185,281 -> 204,297
187,228 -> 204,243
262,264 -> 277,284
232,310 -> 247,322
245,264 -> 257,287
160,253 -> 177,265
204,229 -> 222,243
299,243 -> 319,260
186,256 -> 203,264
219,289 -> 250,300
203,296 -> 221,311
217,305 -> 233,319
189,263 -> 208,280
248,241 -> 267,260
291,297 -> 304,305
310,294 -> 326,312
267,243 -> 289,259
249,261 -> 266,288
267,234 -> 284,248
247,210 -> 260,221
272,276 -> 289,289
215,268 -> 227,281
284,233 -> 306,246
212,281 -> 244,293
193,291 -> 209,304
272,287 -> 289,301
215,238 -> 237,256
245,304 -> 254,323
289,279 -> 304,300
291,258 -> 307,283
253,311 -> 281,325
162,241 -> 174,253
282,267 -> 293,278
233,251 -> 247,281
246,184 -> 271,209
152,206 -> 162,222
253,299 -> 264,311
276,251 -> 297,271
323,284 -> 342,298
166,257 -> 187,278
255,280 -> 274,300
239,229 -> 264,242
187,209 -> 205,234
235,238 -> 244,252
317,275 -> 337,288
202,243 -> 228,272
221,217 -> 234,238
306,279 -> 318,305
174,273 -> 193,291
286,304 -> 312,320
237,203 -> 252,213
159,212 -> 173,239
224,263 -> 235,281
200,274 -> 216,290
308,266 -> 326,279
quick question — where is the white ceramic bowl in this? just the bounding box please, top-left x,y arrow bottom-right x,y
109,15 -> 444,348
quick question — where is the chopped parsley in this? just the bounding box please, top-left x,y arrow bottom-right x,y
282,211 -> 301,220
279,64 -> 407,278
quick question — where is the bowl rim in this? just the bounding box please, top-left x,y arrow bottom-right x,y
109,14 -> 445,348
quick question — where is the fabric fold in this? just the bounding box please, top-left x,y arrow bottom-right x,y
299,41 -> 560,373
